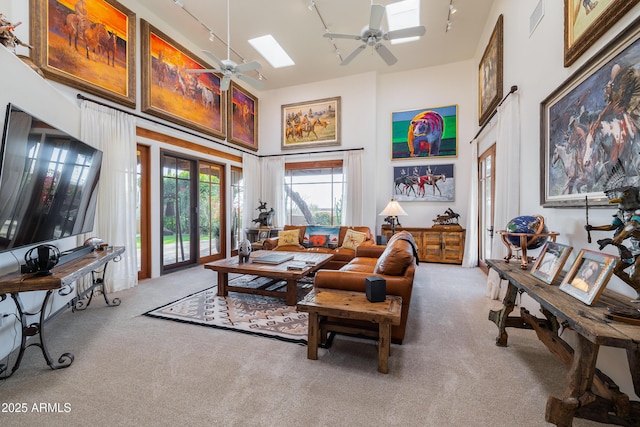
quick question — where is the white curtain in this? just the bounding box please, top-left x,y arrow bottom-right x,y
242,153 -> 261,236
260,156 -> 285,227
462,141 -> 479,267
486,92 -> 521,299
79,101 -> 138,292
342,150 -> 363,225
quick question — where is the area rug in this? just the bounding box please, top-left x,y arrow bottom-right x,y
143,275 -> 312,345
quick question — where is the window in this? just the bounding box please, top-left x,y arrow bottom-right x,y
230,166 -> 243,252
284,160 -> 343,226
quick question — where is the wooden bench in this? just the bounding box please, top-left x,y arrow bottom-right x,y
486,259 -> 640,426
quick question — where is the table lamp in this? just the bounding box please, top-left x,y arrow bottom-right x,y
379,199 -> 407,236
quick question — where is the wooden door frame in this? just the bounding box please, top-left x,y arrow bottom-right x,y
137,144 -> 151,280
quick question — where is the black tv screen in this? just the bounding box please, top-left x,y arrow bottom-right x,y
0,104 -> 103,252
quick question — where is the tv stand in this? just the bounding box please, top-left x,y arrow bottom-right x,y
0,246 -> 125,379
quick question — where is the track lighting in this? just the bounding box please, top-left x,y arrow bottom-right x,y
308,0 -> 315,11
449,4 -> 457,14
173,0 -> 184,7
446,0 -> 456,32
209,31 -> 215,42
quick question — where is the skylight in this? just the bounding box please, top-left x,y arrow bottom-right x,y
248,35 -> 295,68
386,0 -> 421,45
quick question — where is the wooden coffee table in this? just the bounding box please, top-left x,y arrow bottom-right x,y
204,251 -> 333,306
297,288 -> 402,374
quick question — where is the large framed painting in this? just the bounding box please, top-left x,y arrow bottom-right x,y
391,105 -> 457,160
228,81 -> 258,151
478,14 -> 503,127
564,0 -> 639,67
30,0 -> 136,107
140,20 -> 226,140
541,17 -> 640,207
282,96 -> 340,150
393,163 -> 455,202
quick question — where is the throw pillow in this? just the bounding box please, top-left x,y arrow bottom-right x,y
303,226 -> 340,247
277,229 -> 300,247
341,229 -> 367,251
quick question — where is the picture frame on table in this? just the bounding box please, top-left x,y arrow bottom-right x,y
564,0 -> 639,67
30,0 -> 136,108
140,20 -> 226,140
391,104 -> 458,160
228,81 -> 258,151
559,249 -> 617,306
478,14 -> 503,127
540,16 -> 640,208
530,242 -> 573,284
281,96 -> 340,150
392,164 -> 454,202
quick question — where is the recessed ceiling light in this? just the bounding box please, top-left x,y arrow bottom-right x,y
386,0 -> 421,45
248,35 -> 295,68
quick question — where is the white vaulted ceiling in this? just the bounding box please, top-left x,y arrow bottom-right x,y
132,0 -> 495,91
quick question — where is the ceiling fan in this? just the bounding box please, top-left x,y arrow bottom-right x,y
323,3 -> 426,66
186,0 -> 263,91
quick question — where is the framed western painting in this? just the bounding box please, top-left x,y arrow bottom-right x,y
228,81 -> 258,151
282,96 -> 340,150
478,14 -> 503,127
30,0 -> 136,107
393,164 -> 454,202
391,105 -> 458,160
140,20 -> 226,139
564,0 -> 639,67
560,249 -> 617,305
530,242 -> 573,285
541,17 -> 640,207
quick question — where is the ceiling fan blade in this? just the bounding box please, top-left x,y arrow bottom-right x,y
185,68 -> 220,74
341,44 -> 366,66
201,50 -> 225,68
385,25 -> 426,40
369,4 -> 385,31
236,73 -> 265,90
220,75 -> 231,91
234,60 -> 261,73
375,43 -> 397,66
323,32 -> 362,40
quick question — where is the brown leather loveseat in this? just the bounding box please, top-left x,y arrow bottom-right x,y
262,225 -> 375,270
312,231 -> 417,343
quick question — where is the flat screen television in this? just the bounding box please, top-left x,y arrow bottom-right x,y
0,104 -> 103,253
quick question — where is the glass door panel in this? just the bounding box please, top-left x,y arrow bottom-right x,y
478,145 -> 496,273
198,162 -> 223,262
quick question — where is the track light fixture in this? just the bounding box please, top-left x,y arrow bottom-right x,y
173,0 -> 184,7
209,31 -> 215,42
446,0 -> 456,32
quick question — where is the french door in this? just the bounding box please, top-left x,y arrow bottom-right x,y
161,151 -> 224,273
136,145 -> 150,279
478,144 -> 496,273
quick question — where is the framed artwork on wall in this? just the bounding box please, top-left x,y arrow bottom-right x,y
30,0 -> 136,107
559,249 -> 617,306
281,96 -> 340,150
530,242 -> 573,285
391,104 -> 458,160
540,17 -> 640,207
140,20 -> 226,140
393,164 -> 455,202
228,81 -> 258,151
478,14 -> 503,127
564,0 -> 639,67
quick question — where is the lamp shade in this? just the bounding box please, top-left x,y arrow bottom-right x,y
379,199 -> 407,217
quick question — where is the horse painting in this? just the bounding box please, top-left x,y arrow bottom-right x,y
417,173 -> 446,196
393,164 -> 454,202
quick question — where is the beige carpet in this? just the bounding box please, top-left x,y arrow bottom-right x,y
0,263 -> 604,426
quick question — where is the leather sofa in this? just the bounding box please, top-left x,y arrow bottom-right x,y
312,231 -> 417,344
262,225 -> 375,270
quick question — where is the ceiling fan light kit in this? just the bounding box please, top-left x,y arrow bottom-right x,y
184,0 -> 263,91
323,3 -> 425,66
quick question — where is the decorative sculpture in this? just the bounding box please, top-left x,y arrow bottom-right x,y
238,239 -> 252,263
252,200 -> 275,227
585,186 -> 640,299
433,208 -> 460,226
0,13 -> 32,53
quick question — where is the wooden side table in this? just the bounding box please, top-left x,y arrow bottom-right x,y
297,288 -> 402,373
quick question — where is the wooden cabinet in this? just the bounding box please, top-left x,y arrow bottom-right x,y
381,225 -> 465,264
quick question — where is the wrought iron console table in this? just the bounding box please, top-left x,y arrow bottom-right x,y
0,246 -> 125,378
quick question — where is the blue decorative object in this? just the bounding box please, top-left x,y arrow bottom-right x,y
505,215 -> 549,249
